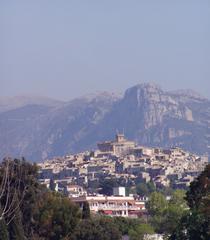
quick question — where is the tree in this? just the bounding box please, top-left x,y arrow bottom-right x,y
146,192 -> 168,233
0,213 -> 9,240
146,192 -> 167,216
99,178 -> 119,196
147,181 -> 156,194
0,158 -> 82,239
113,217 -> 144,236
162,203 -> 186,235
82,201 -> 91,219
72,217 -> 122,240
186,164 -> 210,209
160,186 -> 173,197
146,190 -> 188,235
128,223 -> 154,240
7,206 -> 25,240
49,178 -> 56,191
134,182 -> 156,197
169,189 -> 187,206
161,189 -> 188,234
0,158 -> 28,225
0,158 -> 40,239
15,159 -> 43,237
170,210 -> 209,240
33,191 -> 81,240
136,183 -> 149,196
169,164 -> 210,240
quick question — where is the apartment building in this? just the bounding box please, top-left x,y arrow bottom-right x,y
71,194 -> 146,218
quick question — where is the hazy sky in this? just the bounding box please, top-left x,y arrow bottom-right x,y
1,0 -> 210,100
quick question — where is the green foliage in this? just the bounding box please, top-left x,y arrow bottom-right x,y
147,181 -> 156,193
17,160 -> 43,237
186,164 -> 210,209
99,178 -> 120,196
146,190 -> 188,234
169,189 -> 187,206
128,223 -> 154,240
147,192 -> 167,216
159,186 -> 173,197
82,201 -> 91,219
49,179 -> 56,191
136,183 -> 149,196
0,218 -> 9,240
99,177 -> 132,196
169,164 -> 210,240
162,204 -> 185,234
113,217 -> 154,240
170,210 -> 209,240
135,182 -> 156,197
72,217 -> 122,240
33,191 -> 81,240
146,192 -> 168,233
0,158 -> 41,239
0,158 -> 82,239
8,207 -> 25,240
113,217 -> 144,235
161,190 -> 188,234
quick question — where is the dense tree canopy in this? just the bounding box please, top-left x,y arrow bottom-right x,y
128,223 -> 154,240
0,158 -> 41,239
99,178 -> 120,196
0,158 -> 123,240
72,217 -> 122,240
82,201 -> 91,219
113,217 -> 144,236
135,182 -> 156,197
0,214 -> 9,240
146,192 -> 168,216
32,192 -> 81,239
146,190 -> 188,234
170,164 -> 210,240
0,159 -> 81,239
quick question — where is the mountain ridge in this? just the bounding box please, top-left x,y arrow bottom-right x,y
0,83 -> 209,161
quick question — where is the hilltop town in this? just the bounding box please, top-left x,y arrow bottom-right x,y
38,134 -> 208,218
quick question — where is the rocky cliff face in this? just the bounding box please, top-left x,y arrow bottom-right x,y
0,84 -> 209,161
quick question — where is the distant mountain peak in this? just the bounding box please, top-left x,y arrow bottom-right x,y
0,95 -> 64,113
168,89 -> 207,100
134,82 -> 161,89
0,83 -> 210,161
125,82 -> 162,96
77,91 -> 121,102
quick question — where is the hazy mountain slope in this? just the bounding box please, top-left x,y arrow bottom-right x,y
70,84 -> 210,155
0,96 -> 63,113
0,93 -> 119,160
0,84 -> 209,161
57,83 -> 210,156
0,104 -> 52,158
31,92 -> 120,159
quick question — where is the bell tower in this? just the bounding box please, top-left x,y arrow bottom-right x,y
116,133 -> 125,142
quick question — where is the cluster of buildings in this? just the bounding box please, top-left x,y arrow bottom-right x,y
38,134 -> 208,218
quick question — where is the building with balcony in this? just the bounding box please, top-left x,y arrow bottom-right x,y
71,194 -> 145,218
